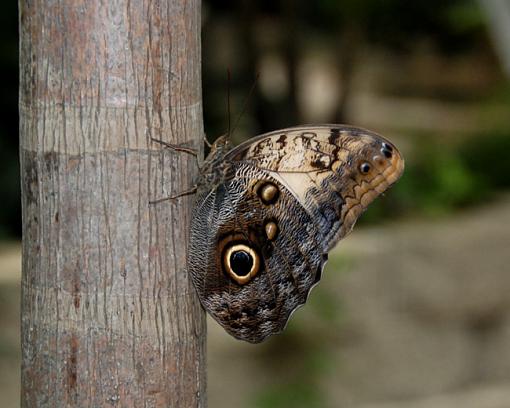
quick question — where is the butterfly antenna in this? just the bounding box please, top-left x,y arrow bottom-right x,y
227,68 -> 232,137
231,72 -> 260,137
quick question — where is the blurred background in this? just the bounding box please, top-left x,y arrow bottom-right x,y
3,0 -> 510,407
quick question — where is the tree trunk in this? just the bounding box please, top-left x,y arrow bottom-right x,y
19,0 -> 206,406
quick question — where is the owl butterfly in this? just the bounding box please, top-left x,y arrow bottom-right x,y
163,125 -> 403,343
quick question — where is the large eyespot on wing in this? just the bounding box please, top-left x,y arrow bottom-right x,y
223,243 -> 261,285
188,165 -> 327,343
225,124 -> 404,250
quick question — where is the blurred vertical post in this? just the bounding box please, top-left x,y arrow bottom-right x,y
19,0 -> 206,406
479,0 -> 510,78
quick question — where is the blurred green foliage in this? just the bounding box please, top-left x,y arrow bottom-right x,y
251,345 -> 332,408
312,0 -> 486,50
253,378 -> 325,408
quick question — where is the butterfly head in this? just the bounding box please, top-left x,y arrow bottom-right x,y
211,134 -> 231,152
200,134 -> 233,177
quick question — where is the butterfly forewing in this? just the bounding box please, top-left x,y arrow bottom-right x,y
227,125 -> 405,250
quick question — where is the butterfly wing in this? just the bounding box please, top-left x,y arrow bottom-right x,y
189,165 -> 326,343
188,125 -> 404,343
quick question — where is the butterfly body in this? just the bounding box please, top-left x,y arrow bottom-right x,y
187,125 -> 404,343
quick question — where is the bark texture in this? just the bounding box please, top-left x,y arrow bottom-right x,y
19,0 -> 206,406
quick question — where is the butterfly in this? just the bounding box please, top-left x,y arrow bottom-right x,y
154,124 -> 404,343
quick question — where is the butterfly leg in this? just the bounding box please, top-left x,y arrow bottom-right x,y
149,186 -> 198,205
203,134 -> 212,148
150,138 -> 198,156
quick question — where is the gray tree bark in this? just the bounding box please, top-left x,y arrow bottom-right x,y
19,0 -> 206,406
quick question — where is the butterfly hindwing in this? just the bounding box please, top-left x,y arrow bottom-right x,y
189,163 -> 325,343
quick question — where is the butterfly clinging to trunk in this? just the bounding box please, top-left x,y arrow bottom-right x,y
153,124 -> 404,343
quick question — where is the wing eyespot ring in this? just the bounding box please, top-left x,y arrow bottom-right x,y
359,162 -> 371,174
223,244 -> 260,285
257,182 -> 280,205
264,220 -> 279,241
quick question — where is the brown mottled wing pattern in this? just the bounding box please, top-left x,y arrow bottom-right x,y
227,125 -> 405,250
188,125 -> 404,343
188,165 -> 326,343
